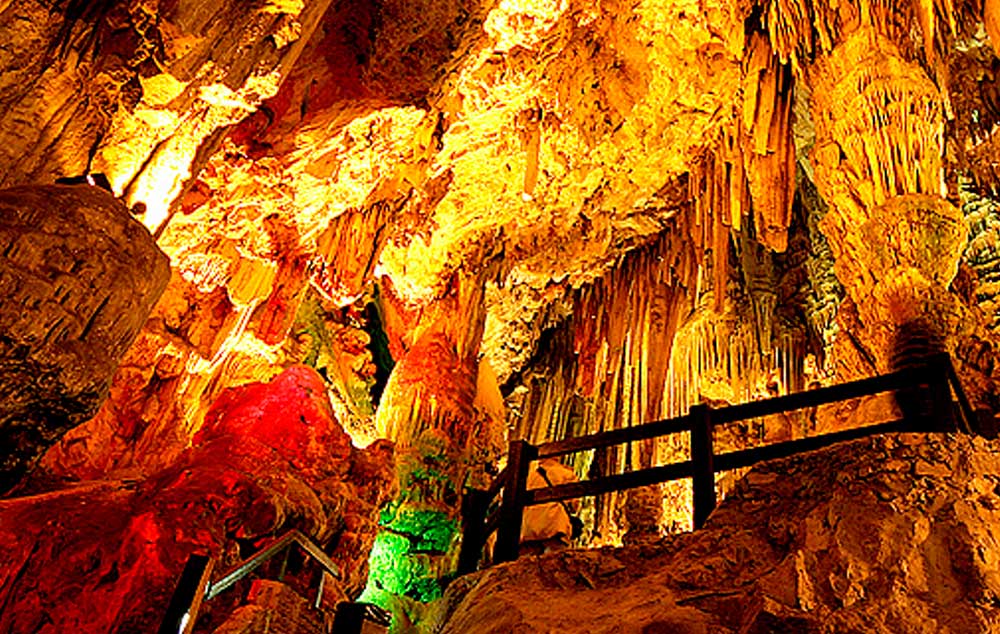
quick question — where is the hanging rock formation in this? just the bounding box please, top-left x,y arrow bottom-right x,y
0,184 -> 169,492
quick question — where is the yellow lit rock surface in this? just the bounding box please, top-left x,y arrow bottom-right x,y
6,0 -> 1000,629
0,0 -> 993,499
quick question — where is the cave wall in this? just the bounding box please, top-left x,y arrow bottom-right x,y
5,0 -> 1000,630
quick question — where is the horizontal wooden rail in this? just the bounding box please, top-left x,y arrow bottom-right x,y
536,413 -> 692,459
711,364 -> 927,425
714,418 -> 912,472
458,353 -> 980,572
528,461 -> 693,506
533,359 -> 942,460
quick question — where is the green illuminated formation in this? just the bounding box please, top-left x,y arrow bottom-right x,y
361,431 -> 465,630
362,506 -> 458,605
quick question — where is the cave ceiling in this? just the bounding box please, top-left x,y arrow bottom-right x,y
1,0 -> 748,378
5,0 -> 1000,475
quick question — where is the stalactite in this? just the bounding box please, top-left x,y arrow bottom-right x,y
311,195 -> 399,306
742,31 -> 796,253
809,26 -> 945,242
509,204 -> 811,538
687,32 -> 795,265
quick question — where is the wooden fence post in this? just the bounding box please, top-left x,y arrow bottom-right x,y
690,404 -> 715,530
928,355 -> 955,432
457,488 -> 489,575
904,355 -> 953,433
494,439 -> 535,564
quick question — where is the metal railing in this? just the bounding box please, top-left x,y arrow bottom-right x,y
458,352 -> 986,572
159,529 -> 341,634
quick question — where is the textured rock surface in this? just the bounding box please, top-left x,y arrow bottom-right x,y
363,277 -> 504,613
0,0 -> 335,229
438,433 -> 1000,634
7,0 -> 1000,629
210,580 -> 326,634
0,184 -> 169,491
0,365 -> 393,634
14,0 -> 1000,504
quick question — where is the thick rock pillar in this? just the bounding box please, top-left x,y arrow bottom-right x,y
361,273 -> 503,622
805,24 -> 1000,420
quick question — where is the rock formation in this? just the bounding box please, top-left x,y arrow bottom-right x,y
0,365 -> 393,633
3,0 -> 1000,631
0,184 -> 169,492
438,433 -> 1000,634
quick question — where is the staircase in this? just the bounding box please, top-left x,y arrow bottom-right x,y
158,530 -> 389,634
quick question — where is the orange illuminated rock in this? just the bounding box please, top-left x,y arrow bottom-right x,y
0,185 -> 169,492
440,434 -> 1000,634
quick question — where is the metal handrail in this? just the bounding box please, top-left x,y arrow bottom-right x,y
206,529 -> 341,600
160,529 -> 341,634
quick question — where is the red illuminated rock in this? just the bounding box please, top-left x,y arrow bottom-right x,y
0,365 -> 393,633
196,364 -> 354,482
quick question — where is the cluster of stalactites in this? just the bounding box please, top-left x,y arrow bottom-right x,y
809,27 -> 946,219
692,0 -> 966,264
665,307 -> 807,418
514,226 -> 695,450
509,213 -> 812,540
514,210 -> 808,448
311,196 -> 399,306
764,0 -> 963,70
690,29 -> 796,275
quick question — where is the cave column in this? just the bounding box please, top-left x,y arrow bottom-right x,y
805,25 -> 968,374
361,271 -> 503,617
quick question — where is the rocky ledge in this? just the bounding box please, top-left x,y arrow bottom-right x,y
438,433 -> 1000,634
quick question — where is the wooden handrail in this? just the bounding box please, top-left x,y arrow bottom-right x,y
527,460 -> 693,505
944,357 -> 979,435
710,364 -> 926,424
536,413 -> 692,459
459,353 -> 981,570
532,360 -> 940,460
714,417 -> 912,472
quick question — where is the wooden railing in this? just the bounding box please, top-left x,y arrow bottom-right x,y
458,352 -> 985,573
